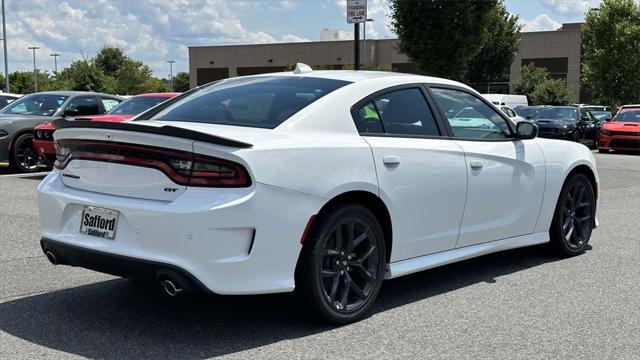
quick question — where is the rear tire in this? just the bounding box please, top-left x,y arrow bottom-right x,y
549,173 -> 595,256
296,204 -> 386,324
10,133 -> 40,173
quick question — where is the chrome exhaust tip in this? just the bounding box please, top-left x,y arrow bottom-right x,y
162,279 -> 183,297
45,250 -> 58,265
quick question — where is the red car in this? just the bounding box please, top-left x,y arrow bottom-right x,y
33,93 -> 180,166
598,105 -> 640,153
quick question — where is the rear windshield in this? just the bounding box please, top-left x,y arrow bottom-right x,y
109,96 -> 170,115
149,76 -> 350,128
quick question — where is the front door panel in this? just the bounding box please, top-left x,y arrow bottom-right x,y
454,140 -> 545,247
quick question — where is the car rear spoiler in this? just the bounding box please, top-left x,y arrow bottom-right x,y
52,118 -> 253,149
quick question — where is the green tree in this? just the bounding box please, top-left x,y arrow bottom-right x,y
8,70 -> 54,94
531,79 -> 569,105
465,3 -> 521,86
172,72 -> 190,91
56,59 -> 114,92
391,0 -> 497,80
95,46 -> 127,78
512,64 -> 551,99
115,58 -> 158,95
582,0 -> 640,105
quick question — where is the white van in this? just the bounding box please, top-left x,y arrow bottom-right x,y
482,94 -> 528,109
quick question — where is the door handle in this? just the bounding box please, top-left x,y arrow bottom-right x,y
383,155 -> 401,165
469,160 -> 484,170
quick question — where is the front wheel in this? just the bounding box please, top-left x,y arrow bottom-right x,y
549,173 -> 596,256
296,204 -> 386,324
11,133 -> 40,173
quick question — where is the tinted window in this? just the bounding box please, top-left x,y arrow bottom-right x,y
1,94 -> 68,116
615,110 -> 640,122
431,88 -> 511,139
372,88 -> 439,136
101,98 -> 120,112
501,107 -> 516,117
354,101 -> 384,134
534,107 -> 578,122
66,97 -> 100,115
109,96 -> 168,115
150,76 -> 350,129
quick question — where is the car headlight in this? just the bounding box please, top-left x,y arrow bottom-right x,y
600,130 -> 612,136
0,129 -> 8,137
36,130 -> 43,139
44,131 -> 52,139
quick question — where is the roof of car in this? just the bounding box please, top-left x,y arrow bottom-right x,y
29,91 -> 122,98
133,92 -> 181,98
249,69 -> 468,88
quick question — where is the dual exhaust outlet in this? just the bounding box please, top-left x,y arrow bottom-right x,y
44,249 -> 185,297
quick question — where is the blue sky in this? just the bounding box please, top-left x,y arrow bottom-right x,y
2,0 -> 606,78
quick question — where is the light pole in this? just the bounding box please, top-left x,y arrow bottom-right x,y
363,18 -> 374,66
2,0 -> 8,92
50,53 -> 60,73
167,60 -> 175,91
28,46 -> 39,92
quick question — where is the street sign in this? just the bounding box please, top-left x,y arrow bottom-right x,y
347,0 -> 367,23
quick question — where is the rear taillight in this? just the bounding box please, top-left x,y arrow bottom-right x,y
54,140 -> 251,187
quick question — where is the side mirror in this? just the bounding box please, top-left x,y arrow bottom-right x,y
605,117 -> 611,122
62,109 -> 78,117
515,121 -> 538,140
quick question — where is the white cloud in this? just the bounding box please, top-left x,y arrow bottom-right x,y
544,0 -> 600,15
519,14 -> 562,32
2,0 -> 309,76
333,0 -> 393,39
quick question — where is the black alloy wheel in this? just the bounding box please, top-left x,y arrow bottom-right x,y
11,133 -> 40,173
297,204 -> 386,324
550,173 -> 595,256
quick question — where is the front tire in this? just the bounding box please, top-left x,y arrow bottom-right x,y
11,133 -> 40,173
296,204 -> 386,324
549,173 -> 595,256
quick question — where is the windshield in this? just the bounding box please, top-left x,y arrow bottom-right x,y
591,111 -> 611,120
614,109 -> 640,122
109,96 -> 170,115
513,106 -> 539,118
150,76 -> 350,129
1,94 -> 68,116
534,107 -> 578,122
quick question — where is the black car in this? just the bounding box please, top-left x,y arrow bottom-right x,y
532,106 -> 600,147
513,105 -> 549,120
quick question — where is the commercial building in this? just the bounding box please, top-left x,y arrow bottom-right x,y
189,22 -> 585,102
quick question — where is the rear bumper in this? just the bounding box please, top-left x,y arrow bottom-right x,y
37,170 -> 325,295
41,237 -> 212,293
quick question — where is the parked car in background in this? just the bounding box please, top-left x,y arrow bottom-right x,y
513,105 -> 548,120
38,69 -> 598,324
578,104 -> 613,113
590,110 -> 613,122
33,92 -> 179,167
0,91 -> 123,173
598,105 -> 640,153
499,105 -> 525,123
483,94 -> 528,109
0,92 -> 22,108
533,106 -> 600,147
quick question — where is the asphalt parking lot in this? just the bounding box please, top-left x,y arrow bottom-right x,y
0,152 -> 638,359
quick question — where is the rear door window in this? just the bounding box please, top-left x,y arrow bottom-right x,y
65,97 -> 101,115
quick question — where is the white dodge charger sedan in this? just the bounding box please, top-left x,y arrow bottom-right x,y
38,66 -> 598,323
